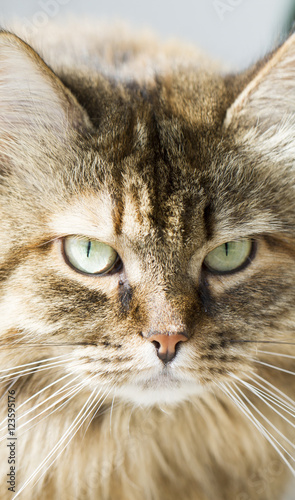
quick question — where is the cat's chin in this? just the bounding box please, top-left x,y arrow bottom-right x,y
115,373 -> 205,407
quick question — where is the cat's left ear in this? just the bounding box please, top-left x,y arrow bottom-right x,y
224,32 -> 295,131
0,32 -> 91,145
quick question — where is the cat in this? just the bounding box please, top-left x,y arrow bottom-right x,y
0,19 -> 294,500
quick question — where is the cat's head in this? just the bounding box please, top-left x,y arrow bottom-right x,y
0,29 -> 294,406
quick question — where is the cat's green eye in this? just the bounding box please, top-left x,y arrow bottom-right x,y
63,236 -> 119,275
203,239 -> 254,274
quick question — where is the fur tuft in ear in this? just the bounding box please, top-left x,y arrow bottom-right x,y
0,32 -> 91,149
224,33 -> 295,131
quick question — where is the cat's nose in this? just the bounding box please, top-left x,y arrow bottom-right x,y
148,333 -> 188,363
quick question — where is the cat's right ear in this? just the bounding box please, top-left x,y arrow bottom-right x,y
0,31 -> 91,152
224,32 -> 295,133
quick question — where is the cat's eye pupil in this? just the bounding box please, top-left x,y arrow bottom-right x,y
86,240 -> 91,258
225,242 -> 228,256
203,239 -> 254,274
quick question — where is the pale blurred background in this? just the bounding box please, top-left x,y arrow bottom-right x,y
0,0 -> 295,69
0,1 -> 294,498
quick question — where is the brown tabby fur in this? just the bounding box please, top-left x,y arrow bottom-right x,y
0,20 -> 294,500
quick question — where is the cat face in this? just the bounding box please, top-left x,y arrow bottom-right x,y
0,30 -> 294,409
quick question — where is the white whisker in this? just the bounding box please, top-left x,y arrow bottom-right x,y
16,379 -> 92,439
251,359 -> 295,376
256,350 -> 295,360
230,372 -> 295,414
28,387 -> 100,493
13,385 -> 98,499
242,375 -> 295,417
0,379 -> 18,404
0,380 -> 83,442
82,385 -> 113,438
0,360 -> 70,381
109,389 -> 116,433
229,381 -> 295,460
0,355 -> 69,374
250,371 -> 295,408
0,372 -> 77,431
229,377 -> 295,441
18,379 -> 88,427
218,382 -> 295,477
16,374 -> 81,418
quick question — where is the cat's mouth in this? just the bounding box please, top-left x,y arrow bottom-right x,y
73,348 -> 208,406
115,370 -> 205,406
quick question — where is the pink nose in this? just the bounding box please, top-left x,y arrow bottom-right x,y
148,333 -> 188,363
